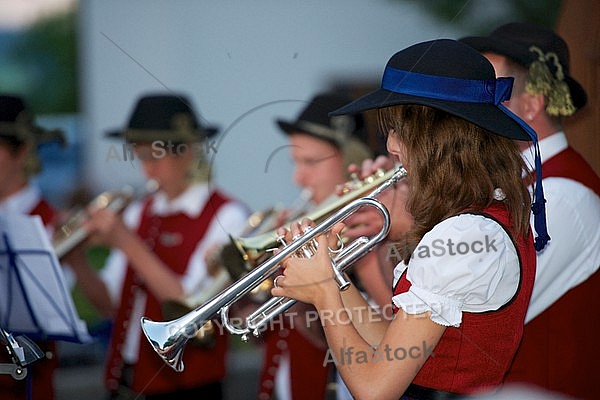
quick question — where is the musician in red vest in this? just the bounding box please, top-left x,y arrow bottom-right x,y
0,94 -> 65,400
256,92 -> 387,400
271,39 -> 548,399
76,94 -> 249,399
462,23 -> 600,399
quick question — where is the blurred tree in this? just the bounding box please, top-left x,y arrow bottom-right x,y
5,10 -> 78,114
398,0 -> 563,35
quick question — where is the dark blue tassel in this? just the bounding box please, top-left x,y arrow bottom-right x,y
499,105 -> 550,251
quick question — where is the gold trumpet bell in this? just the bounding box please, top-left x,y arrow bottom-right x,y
224,168 -> 395,274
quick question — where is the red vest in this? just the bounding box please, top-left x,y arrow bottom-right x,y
393,205 -> 536,395
257,317 -> 331,400
504,146 -> 600,399
104,191 -> 231,395
0,198 -> 58,400
29,198 -> 58,227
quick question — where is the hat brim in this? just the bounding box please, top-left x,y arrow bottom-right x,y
330,88 -> 532,141
105,126 -> 219,140
276,119 -> 300,136
459,36 -> 535,68
276,119 -> 341,145
460,36 -> 587,110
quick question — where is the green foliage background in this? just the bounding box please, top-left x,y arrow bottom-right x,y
399,0 -> 562,34
1,10 -> 78,114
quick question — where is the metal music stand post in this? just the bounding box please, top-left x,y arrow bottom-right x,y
0,325 -> 45,380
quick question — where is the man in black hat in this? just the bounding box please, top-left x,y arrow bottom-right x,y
0,94 -> 65,400
255,92 -> 394,400
72,93 -> 249,399
271,38 -> 544,399
461,23 -> 600,399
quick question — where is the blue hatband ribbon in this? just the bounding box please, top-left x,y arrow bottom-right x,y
382,66 -> 550,251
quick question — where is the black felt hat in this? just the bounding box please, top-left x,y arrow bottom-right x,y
276,93 -> 367,147
330,39 -> 537,141
460,22 -> 587,113
0,94 -> 64,145
107,94 -> 218,141
331,39 -> 551,251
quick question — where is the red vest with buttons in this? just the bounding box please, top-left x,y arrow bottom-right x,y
0,198 -> 59,400
257,317 -> 331,400
504,146 -> 600,399
104,190 -> 230,395
393,204 -> 536,395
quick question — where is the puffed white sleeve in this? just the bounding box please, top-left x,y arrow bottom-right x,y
181,200 -> 249,296
392,213 -> 521,327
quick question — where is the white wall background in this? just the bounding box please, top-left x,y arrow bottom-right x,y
79,1 -> 467,212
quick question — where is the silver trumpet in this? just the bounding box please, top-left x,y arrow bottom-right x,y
140,165 -> 408,372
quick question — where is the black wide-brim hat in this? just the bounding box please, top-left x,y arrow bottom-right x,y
0,94 -> 65,145
107,94 -> 218,142
331,39 -> 552,252
459,22 -> 587,111
330,39 -> 536,141
276,93 -> 366,147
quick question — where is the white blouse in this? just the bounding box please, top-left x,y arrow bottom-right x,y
521,132 -> 600,322
392,213 -> 521,327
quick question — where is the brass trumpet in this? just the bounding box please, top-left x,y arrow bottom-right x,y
140,165 -> 407,372
53,190 -> 133,259
53,179 -> 158,259
220,167 -> 401,281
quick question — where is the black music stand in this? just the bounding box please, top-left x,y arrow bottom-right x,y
0,213 -> 90,346
0,213 -> 91,400
0,326 -> 45,380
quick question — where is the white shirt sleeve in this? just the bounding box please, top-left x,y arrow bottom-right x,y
181,201 -> 249,296
525,178 -> 600,322
392,213 -> 521,327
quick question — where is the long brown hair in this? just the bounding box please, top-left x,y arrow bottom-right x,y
379,105 -> 532,260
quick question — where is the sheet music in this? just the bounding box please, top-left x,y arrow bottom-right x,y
0,213 -> 91,343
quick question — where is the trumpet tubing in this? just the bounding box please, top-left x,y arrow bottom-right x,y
140,165 -> 408,372
53,179 -> 158,259
220,167 -> 402,280
53,189 -> 133,259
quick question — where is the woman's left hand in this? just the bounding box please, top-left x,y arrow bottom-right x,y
271,219 -> 344,306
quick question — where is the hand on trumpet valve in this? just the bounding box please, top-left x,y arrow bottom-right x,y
341,157 -> 411,241
337,155 -> 394,196
271,219 -> 345,306
348,155 -> 396,181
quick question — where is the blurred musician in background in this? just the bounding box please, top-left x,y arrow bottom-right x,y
256,92 -> 390,400
0,94 -> 65,400
461,22 -> 600,399
69,94 -> 249,400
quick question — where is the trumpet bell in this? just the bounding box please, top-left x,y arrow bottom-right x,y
160,301 -> 217,349
139,318 -> 187,372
